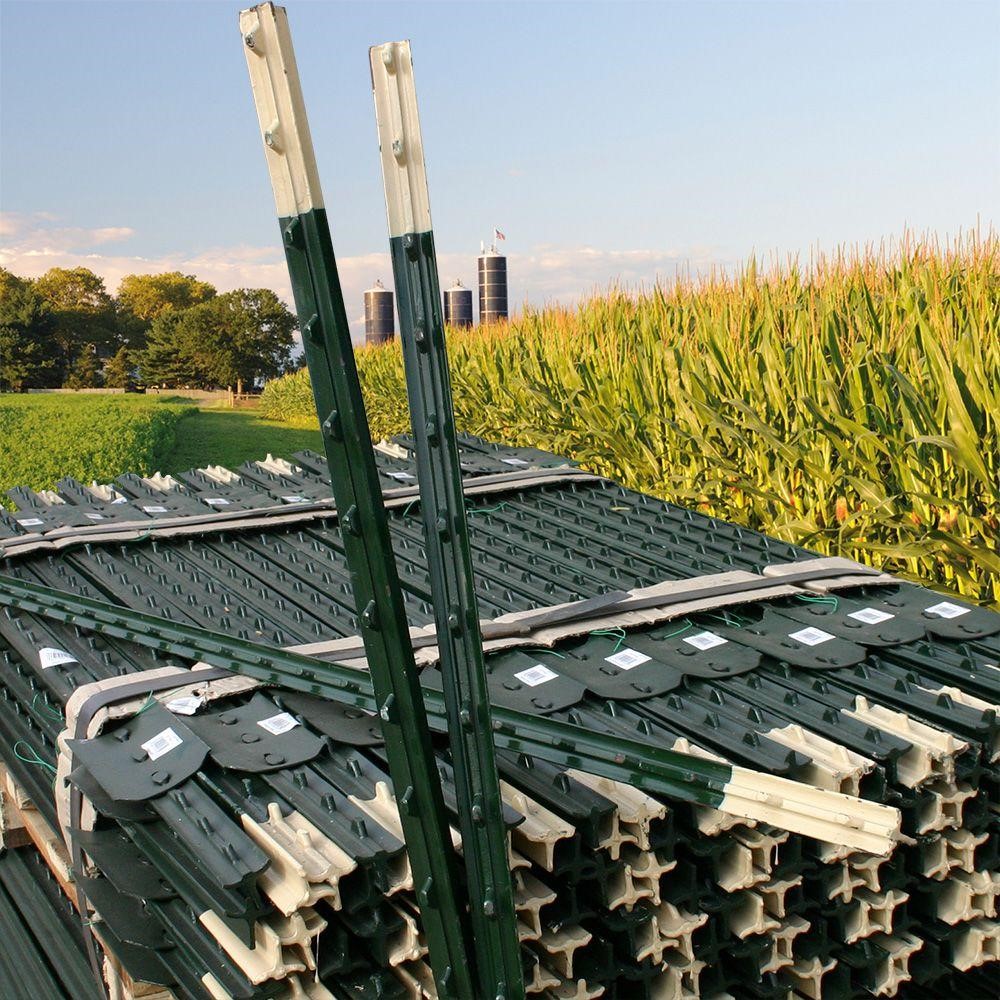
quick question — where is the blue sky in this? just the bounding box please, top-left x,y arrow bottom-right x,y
2,0 -> 997,337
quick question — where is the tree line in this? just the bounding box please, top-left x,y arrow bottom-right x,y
0,266 -> 298,393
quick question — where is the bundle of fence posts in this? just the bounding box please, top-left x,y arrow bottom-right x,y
0,4 -> 997,999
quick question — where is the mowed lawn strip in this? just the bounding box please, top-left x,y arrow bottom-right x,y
162,408 -> 323,474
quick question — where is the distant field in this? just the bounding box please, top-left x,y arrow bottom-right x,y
262,236 -> 1000,606
0,394 -> 195,499
0,394 -> 322,502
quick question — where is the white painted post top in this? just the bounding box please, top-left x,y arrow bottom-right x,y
240,3 -> 324,217
370,41 -> 433,238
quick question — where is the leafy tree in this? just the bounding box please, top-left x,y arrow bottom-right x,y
103,346 -> 134,390
34,267 -> 118,372
0,268 -> 60,390
138,289 -> 296,390
64,347 -> 103,389
204,289 -> 296,393
116,272 -> 216,348
117,271 -> 216,321
138,311 -> 204,387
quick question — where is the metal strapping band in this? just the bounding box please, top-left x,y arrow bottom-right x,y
285,558 -> 900,666
59,665 -> 232,999
0,466 -> 599,560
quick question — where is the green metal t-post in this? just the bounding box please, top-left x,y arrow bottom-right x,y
238,6 -> 473,996
370,42 -> 524,1000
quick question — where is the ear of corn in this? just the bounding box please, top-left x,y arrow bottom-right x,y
262,233 -> 1000,606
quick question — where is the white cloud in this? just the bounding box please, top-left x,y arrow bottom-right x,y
0,212 -> 135,251
0,212 -> 728,342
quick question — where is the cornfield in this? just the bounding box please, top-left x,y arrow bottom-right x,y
262,233 -> 1000,606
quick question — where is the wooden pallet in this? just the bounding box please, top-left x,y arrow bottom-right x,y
0,764 -> 176,1000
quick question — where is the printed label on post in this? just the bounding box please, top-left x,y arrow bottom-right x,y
85,513 -> 106,520
924,601 -> 968,619
142,505 -> 168,514
38,647 -> 78,669
17,518 -> 44,528
789,626 -> 835,646
848,607 -> 895,625
501,457 -> 530,466
281,495 -> 306,503
514,664 -> 559,687
166,696 -> 205,716
142,728 -> 182,761
683,631 -> 728,651
204,498 -> 230,506
257,712 -> 299,735
605,648 -> 652,670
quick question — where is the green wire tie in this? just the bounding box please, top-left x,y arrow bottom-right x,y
796,593 -> 839,609
13,740 -> 58,776
590,627 -> 627,652
466,501 -> 509,516
31,692 -> 63,721
660,621 -> 693,639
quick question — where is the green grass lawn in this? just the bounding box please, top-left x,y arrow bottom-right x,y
0,394 -> 325,501
162,408 -> 324,475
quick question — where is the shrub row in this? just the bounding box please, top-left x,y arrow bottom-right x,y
0,395 -> 196,501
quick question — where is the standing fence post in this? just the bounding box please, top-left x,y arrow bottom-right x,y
371,40 -> 525,1000
238,6 -> 475,995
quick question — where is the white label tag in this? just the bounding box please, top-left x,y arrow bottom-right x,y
257,712 -> 299,735
142,505 -> 168,514
281,495 -> 306,503
605,648 -> 651,670
683,631 -> 728,651
85,512 -> 106,520
501,457 -> 530,466
387,471 -> 416,481
166,696 -> 205,716
204,498 -> 230,506
789,626 -> 835,646
924,601 -> 968,619
848,607 -> 894,625
17,518 -> 44,528
142,727 -> 182,761
514,664 -> 559,687
39,647 -> 78,669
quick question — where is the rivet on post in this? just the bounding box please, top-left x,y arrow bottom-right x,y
322,409 -> 342,439
361,598 -> 378,629
264,119 -> 281,151
302,313 -> 321,343
342,505 -> 361,536
282,217 -> 301,247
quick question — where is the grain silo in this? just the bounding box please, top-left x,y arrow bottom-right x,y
364,279 -> 394,345
443,279 -> 473,328
477,247 -> 508,324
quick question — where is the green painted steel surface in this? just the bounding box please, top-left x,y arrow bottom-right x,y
388,227 -> 524,999
269,206 -> 475,997
0,570 -> 734,807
